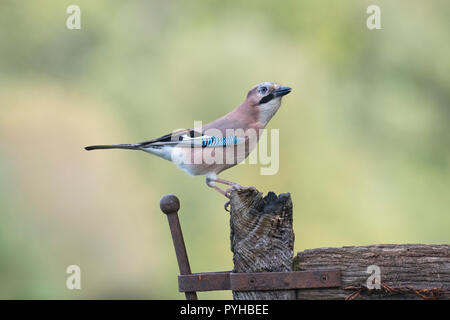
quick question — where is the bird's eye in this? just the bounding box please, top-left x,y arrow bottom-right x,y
259,86 -> 268,95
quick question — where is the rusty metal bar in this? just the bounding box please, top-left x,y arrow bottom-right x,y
160,194 -> 198,300
178,270 -> 341,292
230,270 -> 341,291
178,271 -> 231,292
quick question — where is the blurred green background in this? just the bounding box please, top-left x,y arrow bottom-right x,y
0,0 -> 449,299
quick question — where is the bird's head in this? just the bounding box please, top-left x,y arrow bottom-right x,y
246,82 -> 291,125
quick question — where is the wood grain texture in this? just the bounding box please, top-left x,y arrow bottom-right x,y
229,187 -> 296,300
293,244 -> 450,300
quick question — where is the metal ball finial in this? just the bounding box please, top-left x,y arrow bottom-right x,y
160,194 -> 180,215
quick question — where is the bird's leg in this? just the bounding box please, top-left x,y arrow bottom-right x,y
207,183 -> 231,212
216,179 -> 244,199
209,185 -> 227,197
206,176 -> 231,198
207,177 -> 244,197
213,178 -> 243,189
206,176 -> 244,212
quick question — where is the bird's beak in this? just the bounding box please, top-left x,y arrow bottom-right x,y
272,86 -> 292,97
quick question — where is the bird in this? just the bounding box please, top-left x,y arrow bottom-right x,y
85,82 -> 291,209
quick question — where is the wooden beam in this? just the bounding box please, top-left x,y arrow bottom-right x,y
294,244 -> 450,300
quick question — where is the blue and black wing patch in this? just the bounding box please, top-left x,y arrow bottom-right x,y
174,134 -> 244,147
138,128 -> 244,148
201,136 -> 240,147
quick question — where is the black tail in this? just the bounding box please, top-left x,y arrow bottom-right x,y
84,144 -> 140,151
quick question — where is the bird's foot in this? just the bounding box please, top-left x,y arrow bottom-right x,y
224,200 -> 231,212
223,184 -> 246,212
225,184 -> 244,198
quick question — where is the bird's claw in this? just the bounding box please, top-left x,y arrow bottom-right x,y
224,201 -> 231,212
225,184 -> 244,198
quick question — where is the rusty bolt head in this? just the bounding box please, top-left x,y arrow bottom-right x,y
160,194 -> 180,215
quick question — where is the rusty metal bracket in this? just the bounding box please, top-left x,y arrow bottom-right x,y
160,194 -> 342,300
179,270 -> 341,292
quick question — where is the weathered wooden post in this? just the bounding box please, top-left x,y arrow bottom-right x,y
293,244 -> 450,300
229,187 -> 296,300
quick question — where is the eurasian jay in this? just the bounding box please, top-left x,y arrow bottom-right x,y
85,82 -> 291,208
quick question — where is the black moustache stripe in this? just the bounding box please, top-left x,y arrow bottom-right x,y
259,93 -> 274,104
